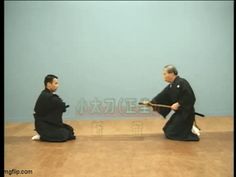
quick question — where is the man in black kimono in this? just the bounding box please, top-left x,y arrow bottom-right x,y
144,65 -> 200,141
32,74 -> 75,142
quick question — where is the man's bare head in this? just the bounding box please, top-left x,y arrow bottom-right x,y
44,74 -> 59,92
163,65 -> 178,83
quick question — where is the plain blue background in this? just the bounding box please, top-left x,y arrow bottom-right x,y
4,1 -> 234,122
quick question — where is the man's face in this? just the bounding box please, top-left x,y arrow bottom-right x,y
47,78 -> 59,92
163,69 -> 175,83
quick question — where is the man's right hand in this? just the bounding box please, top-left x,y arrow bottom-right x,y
171,102 -> 180,111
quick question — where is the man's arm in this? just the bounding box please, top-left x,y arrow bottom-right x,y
150,85 -> 172,118
151,85 -> 170,104
50,94 -> 68,112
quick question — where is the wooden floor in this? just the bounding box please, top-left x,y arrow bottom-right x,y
4,116 -> 233,177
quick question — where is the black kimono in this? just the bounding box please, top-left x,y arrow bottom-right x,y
151,76 -> 199,141
33,89 -> 75,142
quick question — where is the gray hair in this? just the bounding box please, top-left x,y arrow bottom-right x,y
164,65 -> 178,75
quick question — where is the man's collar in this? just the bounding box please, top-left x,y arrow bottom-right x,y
171,75 -> 179,83
44,88 -> 52,93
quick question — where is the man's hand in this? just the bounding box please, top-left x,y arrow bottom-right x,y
142,101 -> 150,105
171,102 -> 180,111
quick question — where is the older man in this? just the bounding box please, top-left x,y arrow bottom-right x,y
145,65 -> 200,141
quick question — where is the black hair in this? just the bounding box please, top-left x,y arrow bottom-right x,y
44,74 -> 58,87
164,65 -> 178,75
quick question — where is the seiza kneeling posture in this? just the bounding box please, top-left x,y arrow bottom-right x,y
32,74 -> 75,142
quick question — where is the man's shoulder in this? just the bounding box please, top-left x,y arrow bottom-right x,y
175,77 -> 191,87
178,77 -> 194,91
177,76 -> 189,83
39,89 -> 53,98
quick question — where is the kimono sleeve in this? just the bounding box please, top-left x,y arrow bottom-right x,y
50,94 -> 67,112
151,85 -> 171,118
177,80 -> 196,108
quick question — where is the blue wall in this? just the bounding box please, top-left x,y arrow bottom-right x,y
5,1 -> 234,122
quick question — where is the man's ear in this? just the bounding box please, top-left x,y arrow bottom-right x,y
46,82 -> 51,88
